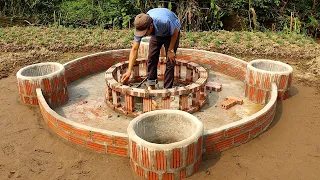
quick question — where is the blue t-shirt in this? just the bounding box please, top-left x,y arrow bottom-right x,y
134,8 -> 180,42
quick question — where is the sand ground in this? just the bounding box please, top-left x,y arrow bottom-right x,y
0,75 -> 320,180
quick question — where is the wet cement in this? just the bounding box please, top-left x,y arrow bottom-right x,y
55,70 -> 264,133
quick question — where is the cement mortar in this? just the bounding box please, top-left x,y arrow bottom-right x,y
55,67 -> 264,133
134,114 -> 196,144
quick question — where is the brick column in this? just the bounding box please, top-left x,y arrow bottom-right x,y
162,97 -> 170,109
17,62 -> 68,108
127,110 -> 204,180
143,98 -> 152,112
112,90 -> 121,107
245,59 -> 293,104
186,68 -> 193,82
174,65 -> 181,80
192,91 -> 200,108
179,95 -> 188,111
125,95 -> 134,112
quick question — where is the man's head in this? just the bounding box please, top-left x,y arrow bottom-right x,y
134,13 -> 153,37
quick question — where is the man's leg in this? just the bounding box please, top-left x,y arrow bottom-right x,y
147,35 -> 162,88
163,32 -> 180,89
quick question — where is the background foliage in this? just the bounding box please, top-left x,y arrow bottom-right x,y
0,0 -> 319,36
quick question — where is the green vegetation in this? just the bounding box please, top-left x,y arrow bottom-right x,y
0,26 -> 318,60
0,0 -> 319,37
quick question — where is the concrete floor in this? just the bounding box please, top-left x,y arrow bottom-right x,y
55,68 -> 264,133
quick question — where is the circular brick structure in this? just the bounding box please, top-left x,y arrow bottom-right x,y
17,62 -> 68,108
245,59 -> 293,103
105,58 -> 208,117
127,110 -> 204,180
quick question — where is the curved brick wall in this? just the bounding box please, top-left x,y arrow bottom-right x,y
64,50 -> 130,84
139,38 -> 248,81
32,49 -> 278,164
17,62 -> 68,108
203,83 -> 278,154
105,59 -> 208,117
245,59 -> 293,103
36,88 -> 130,157
127,110 -> 203,180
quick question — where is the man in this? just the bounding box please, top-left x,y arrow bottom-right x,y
120,8 -> 180,89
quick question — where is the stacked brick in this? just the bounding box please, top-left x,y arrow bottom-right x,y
220,97 -> 243,110
17,62 -> 68,108
206,82 -> 222,92
127,110 -> 204,180
105,59 -> 208,117
245,59 -> 293,104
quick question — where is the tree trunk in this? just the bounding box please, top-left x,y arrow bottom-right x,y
312,0 -> 316,10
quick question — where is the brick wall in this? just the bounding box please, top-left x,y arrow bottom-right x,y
36,88 -> 129,157
203,83 -> 278,154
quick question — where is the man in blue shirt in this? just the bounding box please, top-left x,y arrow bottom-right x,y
120,8 -> 180,89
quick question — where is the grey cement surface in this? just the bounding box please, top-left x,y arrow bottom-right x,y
55,69 -> 264,133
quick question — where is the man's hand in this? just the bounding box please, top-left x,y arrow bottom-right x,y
121,71 -> 131,83
167,50 -> 176,64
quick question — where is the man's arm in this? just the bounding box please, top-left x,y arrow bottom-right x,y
169,28 -> 179,51
121,41 -> 140,83
167,28 -> 179,63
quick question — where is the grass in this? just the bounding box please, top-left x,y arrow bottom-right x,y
0,26 -> 318,59
233,32 -> 241,43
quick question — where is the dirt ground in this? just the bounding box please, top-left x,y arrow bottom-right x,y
0,49 -> 320,179
0,73 -> 320,180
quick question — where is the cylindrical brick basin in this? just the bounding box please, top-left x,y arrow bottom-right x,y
105,59 -> 208,117
245,59 -> 293,103
17,62 -> 68,108
127,110 -> 204,180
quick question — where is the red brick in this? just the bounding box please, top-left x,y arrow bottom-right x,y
70,135 -> 85,146
171,148 -> 182,169
226,127 -> 241,137
131,141 -> 138,162
242,121 -> 256,131
87,141 -> 105,153
186,144 -> 195,165
249,86 -> 256,101
215,138 -> 233,151
47,113 -> 57,125
24,96 -> 31,104
24,80 -> 33,95
55,128 -> 69,141
136,165 -> 145,178
141,147 -> 150,168
163,173 -> 174,180
234,132 -> 249,144
47,121 -> 55,131
114,136 -> 128,147
155,151 -> 167,170
250,126 -> 262,138
148,171 -> 159,180
180,169 -> 187,180
92,132 -> 113,145
73,128 -> 90,139
57,120 -> 72,132
32,97 -> 38,105
264,75 -> 271,89
52,76 -> 59,92
107,146 -> 127,157
279,75 -> 287,89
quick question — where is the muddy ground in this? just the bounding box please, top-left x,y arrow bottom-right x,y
0,50 -> 320,180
